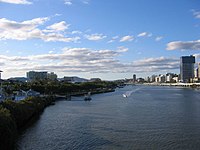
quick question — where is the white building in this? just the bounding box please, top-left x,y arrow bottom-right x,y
172,77 -> 179,83
155,75 -> 165,83
166,73 -> 174,82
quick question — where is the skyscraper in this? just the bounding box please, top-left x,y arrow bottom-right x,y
180,55 -> 195,83
0,70 -> 2,80
133,74 -> 136,83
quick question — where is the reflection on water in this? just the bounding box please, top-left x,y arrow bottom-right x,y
18,85 -> 200,150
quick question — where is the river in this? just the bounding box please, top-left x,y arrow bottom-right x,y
17,85 -> 200,150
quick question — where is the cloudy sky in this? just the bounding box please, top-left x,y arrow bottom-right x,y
0,0 -> 200,80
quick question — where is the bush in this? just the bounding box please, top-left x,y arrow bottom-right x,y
0,106 -> 17,150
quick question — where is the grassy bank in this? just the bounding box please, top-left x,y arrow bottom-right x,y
0,96 -> 55,150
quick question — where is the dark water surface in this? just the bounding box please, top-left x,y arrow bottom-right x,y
17,85 -> 200,150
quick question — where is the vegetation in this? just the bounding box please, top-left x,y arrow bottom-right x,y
0,106 -> 17,150
2,80 -> 118,95
0,96 -> 55,150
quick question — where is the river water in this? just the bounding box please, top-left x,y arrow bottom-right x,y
17,85 -> 200,150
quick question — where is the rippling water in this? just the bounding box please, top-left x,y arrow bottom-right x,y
17,85 -> 200,150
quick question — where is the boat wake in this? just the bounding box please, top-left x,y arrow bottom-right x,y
123,88 -> 141,98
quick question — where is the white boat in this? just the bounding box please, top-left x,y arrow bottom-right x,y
123,94 -> 128,98
84,92 -> 92,101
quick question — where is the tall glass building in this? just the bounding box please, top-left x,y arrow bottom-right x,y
180,55 -> 195,83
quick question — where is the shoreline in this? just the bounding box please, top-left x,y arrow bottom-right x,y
55,88 -> 115,100
0,87 -> 116,150
143,82 -> 200,88
0,96 -> 55,150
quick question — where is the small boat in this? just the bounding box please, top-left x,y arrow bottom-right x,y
84,92 -> 92,101
123,94 -> 128,98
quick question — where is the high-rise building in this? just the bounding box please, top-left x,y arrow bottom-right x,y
0,70 -> 2,79
27,71 -> 48,81
180,55 -> 195,83
133,74 -> 136,83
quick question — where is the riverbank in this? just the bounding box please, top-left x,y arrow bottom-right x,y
0,85 -> 116,150
0,96 -> 55,150
143,82 -> 200,88
55,88 -> 115,100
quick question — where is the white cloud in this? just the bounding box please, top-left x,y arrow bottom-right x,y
120,35 -> 134,42
0,47 -> 179,78
155,36 -> 163,41
82,0 -> 90,4
64,0 -> 72,5
166,40 -> 200,50
107,36 -> 119,43
0,0 -> 32,4
116,46 -> 128,52
71,30 -> 82,34
137,32 -> 147,37
46,21 -> 70,32
137,32 -> 152,37
0,17 -> 80,42
85,33 -> 107,41
131,57 -> 179,73
0,47 -> 128,75
192,9 -> 200,19
64,0 -> 90,5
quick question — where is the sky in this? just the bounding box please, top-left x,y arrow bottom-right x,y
0,0 -> 200,80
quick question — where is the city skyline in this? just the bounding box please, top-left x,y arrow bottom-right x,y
1,0 -> 200,80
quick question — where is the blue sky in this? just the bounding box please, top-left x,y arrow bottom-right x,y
0,0 -> 200,80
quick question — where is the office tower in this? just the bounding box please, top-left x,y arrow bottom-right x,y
133,74 -> 136,83
180,55 -> 195,83
0,70 -> 2,79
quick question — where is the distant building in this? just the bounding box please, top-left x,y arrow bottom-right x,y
155,76 -> 159,83
180,56 -> 195,83
14,89 -> 40,101
198,63 -> 200,79
145,76 -> 150,83
159,75 -> 166,83
133,74 -> 136,83
194,68 -> 199,78
172,76 -> 179,83
155,75 -> 165,83
0,70 -> 2,79
137,78 -> 145,83
150,75 -> 156,82
27,71 -> 48,81
47,72 -> 57,80
166,73 -> 175,83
